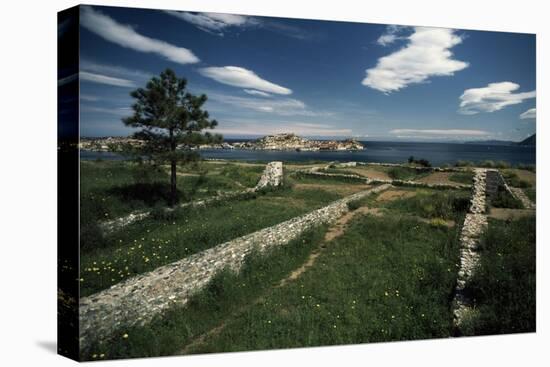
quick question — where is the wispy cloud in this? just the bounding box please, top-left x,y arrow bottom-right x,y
81,6 -> 199,64
520,107 -> 536,120
376,25 -> 408,46
459,82 -> 536,115
81,60 -> 153,81
390,129 -> 490,136
80,71 -> 136,87
80,94 -> 100,102
363,27 -> 468,93
58,73 -> 78,87
243,89 -> 272,97
81,105 -> 132,116
165,11 -> 316,40
165,11 -> 257,36
207,92 -> 326,116
199,66 -> 292,95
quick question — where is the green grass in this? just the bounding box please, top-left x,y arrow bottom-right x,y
80,187 -> 342,296
502,171 -> 532,188
448,171 -> 474,185
524,188 -> 536,203
83,226 -> 328,360
460,217 -> 535,335
384,189 -> 471,220
490,187 -> 524,209
386,166 -> 429,181
184,214 -> 461,354
80,161 -> 264,251
291,171 -> 366,184
86,213 -> 462,359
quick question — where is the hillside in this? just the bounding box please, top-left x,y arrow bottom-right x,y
518,134 -> 536,146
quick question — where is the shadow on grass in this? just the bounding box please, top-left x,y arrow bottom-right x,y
107,183 -> 181,206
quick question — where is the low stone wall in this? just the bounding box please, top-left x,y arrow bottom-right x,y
509,187 -> 536,210
452,168 -> 488,329
485,169 -> 507,200
100,161 -> 284,234
296,170 -> 471,190
79,184 -> 391,350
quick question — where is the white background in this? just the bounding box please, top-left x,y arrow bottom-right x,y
0,0 -> 548,365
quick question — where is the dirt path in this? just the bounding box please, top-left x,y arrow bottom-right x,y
417,172 -> 455,185
346,167 -> 391,180
488,208 -> 536,220
179,203 -> 380,355
376,189 -> 416,202
179,188 -> 407,355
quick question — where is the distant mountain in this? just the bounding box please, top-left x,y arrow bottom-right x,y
464,139 -> 515,146
518,134 -> 536,146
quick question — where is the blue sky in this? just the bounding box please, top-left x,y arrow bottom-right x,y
75,5 -> 536,141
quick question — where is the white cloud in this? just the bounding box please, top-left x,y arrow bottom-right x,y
81,105 -> 132,116
390,129 -> 490,136
80,60 -> 152,81
80,71 -> 136,88
81,6 -> 199,64
243,89 -> 272,97
459,82 -> 536,115
376,25 -> 408,46
199,66 -> 292,95
207,93 -> 324,116
165,11 -> 256,35
80,94 -> 100,102
520,108 -> 536,120
58,73 -> 78,87
363,27 -> 468,93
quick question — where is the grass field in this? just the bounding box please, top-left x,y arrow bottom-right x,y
78,160 -> 536,360
460,216 -> 536,335
80,184 -> 343,296
84,198 -> 465,359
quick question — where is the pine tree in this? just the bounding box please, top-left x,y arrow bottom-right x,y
123,69 -> 221,206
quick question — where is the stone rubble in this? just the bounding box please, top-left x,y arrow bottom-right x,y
452,168 -> 489,329
79,184 -> 391,350
255,161 -> 283,190
509,187 -> 536,210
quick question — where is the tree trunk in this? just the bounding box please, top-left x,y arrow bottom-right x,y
169,129 -> 177,207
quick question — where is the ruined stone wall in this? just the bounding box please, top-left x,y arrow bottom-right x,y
100,161 -> 283,234
80,184 -> 391,350
485,169 -> 507,200
452,168 -> 488,328
297,170 -> 471,190
255,161 -> 283,190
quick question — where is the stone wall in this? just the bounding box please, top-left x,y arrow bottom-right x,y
100,161 -> 283,234
452,168 -> 489,329
297,169 -> 471,190
79,184 -> 391,350
485,169 -> 507,200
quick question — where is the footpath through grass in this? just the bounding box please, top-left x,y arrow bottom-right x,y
184,213 -> 462,354
461,216 -> 536,335
86,210 -> 463,359
80,186 -> 342,296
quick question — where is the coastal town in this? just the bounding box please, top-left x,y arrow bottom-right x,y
79,133 -> 365,152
